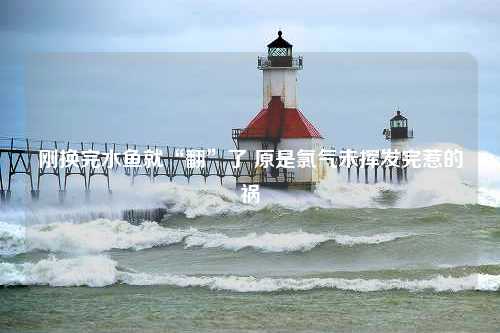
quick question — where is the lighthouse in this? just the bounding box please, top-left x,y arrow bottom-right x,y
383,108 -> 414,151
232,31 -> 326,190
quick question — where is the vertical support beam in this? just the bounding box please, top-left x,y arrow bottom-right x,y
81,142 -> 89,192
36,140 -> 43,197
63,141 -> 69,194
31,190 -> 40,201
105,143 -> 112,194
378,151 -> 382,183
26,139 -> 35,195
399,152 -> 404,184
58,190 -> 66,204
7,138 -> 13,194
0,151 -> 4,203
0,149 -> 5,202
107,175 -> 113,193
55,141 -> 62,192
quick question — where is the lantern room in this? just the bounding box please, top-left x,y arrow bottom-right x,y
383,108 -> 414,146
258,31 -> 303,69
389,110 -> 408,139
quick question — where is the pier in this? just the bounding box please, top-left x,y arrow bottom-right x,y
0,137 -> 408,203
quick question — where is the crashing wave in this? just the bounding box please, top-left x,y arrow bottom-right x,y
185,230 -> 414,252
123,271 -> 500,293
0,255 -> 117,287
1,255 -> 499,292
0,219 -> 414,255
0,219 -> 194,255
0,146 -> 498,224
0,222 -> 26,256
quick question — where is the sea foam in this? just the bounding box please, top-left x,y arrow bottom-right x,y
0,255 -> 117,287
0,219 -> 413,255
0,146 -> 498,227
184,230 -> 414,252
123,271 -> 500,293
1,255 -> 499,292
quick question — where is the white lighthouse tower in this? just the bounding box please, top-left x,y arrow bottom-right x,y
261,30 -> 298,109
233,31 -> 326,190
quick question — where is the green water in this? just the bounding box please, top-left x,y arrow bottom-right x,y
2,286 -> 500,332
1,203 -> 499,332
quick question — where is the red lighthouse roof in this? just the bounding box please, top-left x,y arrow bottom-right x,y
239,96 -> 322,140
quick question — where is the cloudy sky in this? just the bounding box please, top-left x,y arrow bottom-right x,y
0,0 -> 498,152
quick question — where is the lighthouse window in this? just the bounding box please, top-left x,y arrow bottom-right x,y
391,120 -> 406,128
269,47 -> 289,57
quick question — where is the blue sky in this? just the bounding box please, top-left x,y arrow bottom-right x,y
0,0 -> 498,153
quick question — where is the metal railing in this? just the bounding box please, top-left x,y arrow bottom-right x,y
257,56 -> 303,69
383,128 -> 414,140
0,136 -> 243,159
262,168 -> 295,184
232,128 -> 268,140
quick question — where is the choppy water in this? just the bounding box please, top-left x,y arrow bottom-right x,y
1,147 -> 499,332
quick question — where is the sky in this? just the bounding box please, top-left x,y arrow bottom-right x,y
0,0 -> 498,153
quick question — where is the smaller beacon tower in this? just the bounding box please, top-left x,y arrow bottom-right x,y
383,108 -> 414,151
